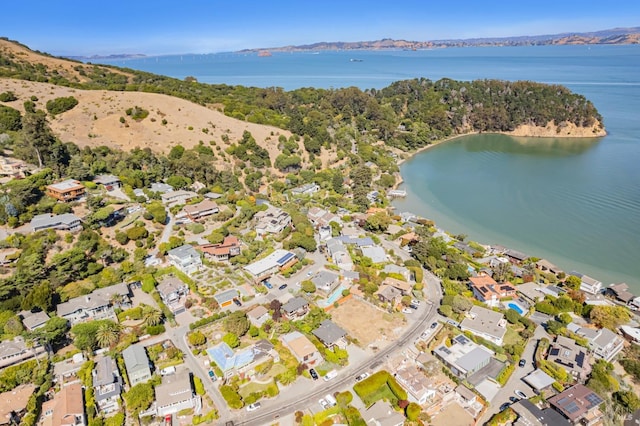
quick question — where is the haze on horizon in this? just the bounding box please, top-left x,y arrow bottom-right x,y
3,0 -> 640,56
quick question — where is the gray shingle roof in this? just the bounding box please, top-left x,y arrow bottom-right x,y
312,320 -> 347,345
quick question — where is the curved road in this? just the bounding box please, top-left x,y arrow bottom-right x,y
232,269 -> 442,425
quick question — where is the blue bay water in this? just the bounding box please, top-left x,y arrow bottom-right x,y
100,45 -> 640,290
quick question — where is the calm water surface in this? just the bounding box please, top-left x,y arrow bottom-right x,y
100,45 -> 640,290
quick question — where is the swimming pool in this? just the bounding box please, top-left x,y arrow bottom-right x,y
507,302 -> 525,315
318,284 -> 348,307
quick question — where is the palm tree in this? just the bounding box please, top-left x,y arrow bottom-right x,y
143,306 -> 163,326
96,322 -> 120,348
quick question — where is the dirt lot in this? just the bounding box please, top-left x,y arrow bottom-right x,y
430,402 -> 475,426
330,298 -> 405,347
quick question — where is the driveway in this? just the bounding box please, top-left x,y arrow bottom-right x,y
479,325 -> 551,422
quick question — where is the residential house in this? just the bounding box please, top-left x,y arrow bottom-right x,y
547,336 -> 591,380
92,175 -> 121,190
605,283 -> 636,305
254,205 -> 291,235
382,277 -> 412,295
0,157 -> 27,178
198,236 -> 241,262
92,356 -> 122,415
548,384 -> 604,425
394,365 -> 437,404
312,320 -> 348,349
243,249 -> 297,281
19,310 -> 49,331
468,274 -> 516,308
56,282 -> 130,325
247,305 -> 270,327
459,306 -> 507,346
45,179 -> 86,202
0,384 -> 36,426
569,272 -> 602,295
53,353 -> 86,386
361,246 -> 387,264
374,285 -> 402,306
383,264 -> 412,282
311,270 -> 341,295
155,368 -> 201,417
160,190 -> 198,207
213,289 -> 239,310
122,345 -> 152,386
434,334 -> 494,379
167,244 -> 202,275
511,400 -> 570,426
620,326 -> 640,343
522,369 -> 557,395
325,238 -> 353,271
363,400 -> 405,426
291,183 -> 320,196
207,340 -> 279,378
282,297 -> 310,320
0,336 -> 46,369
536,259 -> 563,276
150,182 -> 174,194
39,383 -> 85,426
157,276 -> 189,314
504,249 -> 529,264
30,213 -> 82,233
177,199 -> 219,221
318,225 -> 332,242
516,282 -> 547,304
307,207 -> 340,228
280,331 -> 323,366
573,326 -> 624,362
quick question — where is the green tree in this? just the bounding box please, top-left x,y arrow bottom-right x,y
564,275 -> 582,290
188,331 -> 206,346
451,295 -> 472,313
406,402 -> 422,421
589,305 -> 632,330
124,382 -> 154,413
614,390 -> 640,412
0,105 -> 22,132
224,311 -> 250,336
96,321 -> 120,348
143,306 -> 163,326
301,280 -> 316,293
222,332 -> 240,348
364,212 -> 391,233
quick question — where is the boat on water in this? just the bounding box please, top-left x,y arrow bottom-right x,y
350,58 -> 363,62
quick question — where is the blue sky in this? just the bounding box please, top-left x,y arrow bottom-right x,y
3,1 -> 639,56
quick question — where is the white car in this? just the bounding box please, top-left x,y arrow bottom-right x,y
246,402 -> 261,412
402,308 -> 413,314
355,372 -> 370,382
319,398 -> 329,410
411,299 -> 420,305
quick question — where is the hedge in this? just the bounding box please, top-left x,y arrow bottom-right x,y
220,385 -> 244,409
496,362 -> 516,386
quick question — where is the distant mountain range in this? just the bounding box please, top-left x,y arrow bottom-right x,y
240,26 -> 640,53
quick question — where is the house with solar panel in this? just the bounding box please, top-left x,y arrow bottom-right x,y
546,336 -> 591,381
254,205 -> 291,235
243,249 -> 298,282
433,334 -> 494,379
547,384 -> 604,425
206,339 -> 279,379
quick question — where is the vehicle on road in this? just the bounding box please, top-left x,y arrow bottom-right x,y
519,359 -> 526,367
514,390 -> 527,399
278,284 -> 288,290
411,299 -> 420,305
246,402 -> 261,412
309,368 -> 319,380
402,308 -> 413,314
324,370 -> 338,382
409,304 -> 418,310
319,399 -> 329,410
208,370 -> 216,381
355,372 -> 370,382
430,322 -> 438,329
500,402 -> 510,412
307,271 -> 313,276
263,281 -> 273,289
233,298 -> 242,306
509,396 -> 519,403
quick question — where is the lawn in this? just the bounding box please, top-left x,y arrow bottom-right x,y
504,326 -> 524,347
238,380 -> 278,399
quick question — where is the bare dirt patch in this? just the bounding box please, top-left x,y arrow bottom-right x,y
330,298 -> 405,347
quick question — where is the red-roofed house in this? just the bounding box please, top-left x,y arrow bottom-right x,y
469,274 -> 516,307
199,236 -> 241,262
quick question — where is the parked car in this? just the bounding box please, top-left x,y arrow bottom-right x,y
309,368 -> 319,380
208,370 -> 216,381
514,390 -> 527,399
324,370 -> 338,382
509,396 -> 519,403
233,298 -> 242,306
355,372 -> 370,382
278,284 -> 288,290
402,308 -> 413,314
263,281 -> 273,289
409,304 -> 418,310
411,299 -> 420,305
319,399 -> 329,410
325,394 -> 337,407
519,359 -> 526,367
246,402 -> 261,412
430,322 -> 438,329
500,402 -> 511,412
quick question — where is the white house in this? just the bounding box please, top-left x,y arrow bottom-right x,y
155,368 -> 201,417
167,244 -> 202,275
459,306 -> 507,346
569,272 -> 603,295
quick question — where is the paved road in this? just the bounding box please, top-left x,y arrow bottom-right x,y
479,325 -> 551,422
232,269 -> 443,425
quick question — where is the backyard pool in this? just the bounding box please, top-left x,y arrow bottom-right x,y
507,302 -> 525,315
318,284 -> 348,308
